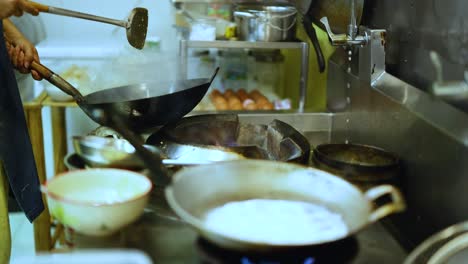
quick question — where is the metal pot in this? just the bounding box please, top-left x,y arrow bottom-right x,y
312,143 -> 400,190
234,5 -> 297,42
165,159 -> 406,251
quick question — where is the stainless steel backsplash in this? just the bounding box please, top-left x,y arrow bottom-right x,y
324,0 -> 468,249
327,44 -> 468,250
362,0 -> 468,92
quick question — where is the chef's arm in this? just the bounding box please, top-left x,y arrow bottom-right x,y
3,18 -> 23,43
3,18 -> 41,80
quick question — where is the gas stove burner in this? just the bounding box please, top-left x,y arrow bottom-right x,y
196,237 -> 359,264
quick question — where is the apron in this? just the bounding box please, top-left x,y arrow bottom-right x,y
0,20 -> 44,222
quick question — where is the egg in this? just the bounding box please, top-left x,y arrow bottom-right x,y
259,101 -> 274,110
227,96 -> 243,110
212,95 -> 229,110
249,90 -> 263,101
256,97 -> 270,106
237,89 -> 249,102
210,89 -> 223,99
224,89 -> 235,98
243,99 -> 257,110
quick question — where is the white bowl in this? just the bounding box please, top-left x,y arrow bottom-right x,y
42,169 -> 152,236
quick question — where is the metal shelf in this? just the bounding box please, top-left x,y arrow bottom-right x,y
179,40 -> 309,111
172,0 -> 290,3
171,0 -> 236,3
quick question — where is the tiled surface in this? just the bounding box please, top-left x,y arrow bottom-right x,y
8,212 -> 35,259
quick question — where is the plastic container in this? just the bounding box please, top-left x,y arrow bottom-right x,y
189,18 -> 217,41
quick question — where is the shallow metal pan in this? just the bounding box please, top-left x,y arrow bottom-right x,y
165,159 -> 406,251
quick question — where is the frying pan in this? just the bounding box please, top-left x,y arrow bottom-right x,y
29,1 -> 148,49
164,159 -> 406,251
31,61 -> 219,132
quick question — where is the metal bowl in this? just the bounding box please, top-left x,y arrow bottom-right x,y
73,135 -> 161,170
312,143 -> 400,190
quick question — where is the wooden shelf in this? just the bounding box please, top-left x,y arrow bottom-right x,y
23,91 -> 47,109
42,96 -> 77,108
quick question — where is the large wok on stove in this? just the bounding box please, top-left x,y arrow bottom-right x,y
165,160 -> 406,251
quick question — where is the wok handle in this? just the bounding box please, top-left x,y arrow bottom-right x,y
29,1 -> 49,12
31,61 -> 85,103
302,15 -> 326,73
103,113 -> 171,188
365,185 -> 406,222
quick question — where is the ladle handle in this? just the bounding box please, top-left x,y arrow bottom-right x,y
31,61 -> 85,102
29,1 -> 127,28
302,15 -> 326,73
28,1 -> 49,12
209,67 -> 220,84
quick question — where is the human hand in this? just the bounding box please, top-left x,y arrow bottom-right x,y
0,0 -> 39,19
6,39 -> 42,80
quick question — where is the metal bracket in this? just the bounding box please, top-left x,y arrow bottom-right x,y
358,27 -> 387,85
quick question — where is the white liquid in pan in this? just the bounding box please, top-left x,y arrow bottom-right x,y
203,199 -> 348,245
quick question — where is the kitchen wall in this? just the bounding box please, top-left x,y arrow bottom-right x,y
362,0 -> 468,96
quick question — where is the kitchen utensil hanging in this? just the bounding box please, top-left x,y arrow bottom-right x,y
29,1 -> 148,49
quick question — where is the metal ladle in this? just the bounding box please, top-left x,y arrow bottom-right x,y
29,1 -> 148,49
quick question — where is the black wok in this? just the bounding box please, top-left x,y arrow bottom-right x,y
32,61 -> 219,132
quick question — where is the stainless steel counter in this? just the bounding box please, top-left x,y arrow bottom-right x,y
69,194 -> 407,263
